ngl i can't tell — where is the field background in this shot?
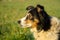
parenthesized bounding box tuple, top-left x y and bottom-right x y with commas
(0, 0, 60, 40)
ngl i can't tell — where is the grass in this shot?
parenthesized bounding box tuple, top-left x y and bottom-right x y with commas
(0, 0, 60, 40)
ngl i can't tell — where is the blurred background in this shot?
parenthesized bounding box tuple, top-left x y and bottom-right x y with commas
(0, 0, 60, 40)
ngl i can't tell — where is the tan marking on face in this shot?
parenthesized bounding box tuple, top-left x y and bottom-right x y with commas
(32, 21, 38, 28)
(25, 19, 39, 28)
(25, 20, 32, 24)
(34, 19, 39, 23)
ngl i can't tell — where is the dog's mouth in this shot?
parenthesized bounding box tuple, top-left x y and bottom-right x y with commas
(18, 20, 32, 28)
(20, 24, 32, 28)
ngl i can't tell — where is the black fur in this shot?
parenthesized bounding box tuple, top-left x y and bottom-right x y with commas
(27, 5, 51, 31)
(26, 6, 34, 10)
(26, 4, 60, 40)
(37, 4, 44, 9)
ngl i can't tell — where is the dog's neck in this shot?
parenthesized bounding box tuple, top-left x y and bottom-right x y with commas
(30, 26, 44, 33)
(30, 27, 37, 32)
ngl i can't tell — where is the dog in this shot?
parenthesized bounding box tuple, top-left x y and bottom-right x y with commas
(18, 4, 60, 40)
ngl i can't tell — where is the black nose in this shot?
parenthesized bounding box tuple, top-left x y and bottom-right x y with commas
(18, 20, 21, 24)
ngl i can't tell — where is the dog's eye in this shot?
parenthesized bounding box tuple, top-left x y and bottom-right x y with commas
(26, 14, 34, 20)
(26, 16, 29, 19)
(30, 17, 34, 20)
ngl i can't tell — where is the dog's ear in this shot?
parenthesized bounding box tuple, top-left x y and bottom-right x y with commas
(26, 6, 34, 10)
(36, 4, 44, 12)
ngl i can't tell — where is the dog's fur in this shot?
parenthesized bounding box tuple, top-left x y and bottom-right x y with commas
(18, 4, 60, 40)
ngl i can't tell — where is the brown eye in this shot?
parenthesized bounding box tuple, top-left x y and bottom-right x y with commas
(26, 14, 34, 20)
(26, 15, 30, 19)
(30, 17, 34, 20)
(29, 14, 33, 19)
(29, 15, 34, 20)
(26, 16, 29, 19)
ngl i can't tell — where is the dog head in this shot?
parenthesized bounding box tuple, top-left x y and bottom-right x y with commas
(18, 4, 51, 31)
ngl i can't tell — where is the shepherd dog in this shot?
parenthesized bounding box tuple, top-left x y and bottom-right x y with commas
(18, 4, 60, 40)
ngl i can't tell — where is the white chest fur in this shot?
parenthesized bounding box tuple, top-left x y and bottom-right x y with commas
(31, 28, 58, 40)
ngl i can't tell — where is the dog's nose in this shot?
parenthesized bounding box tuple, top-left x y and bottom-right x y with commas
(18, 20, 21, 24)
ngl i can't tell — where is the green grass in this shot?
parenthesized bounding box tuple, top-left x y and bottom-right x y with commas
(0, 0, 60, 40)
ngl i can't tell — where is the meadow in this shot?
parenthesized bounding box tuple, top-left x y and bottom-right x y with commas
(0, 0, 60, 40)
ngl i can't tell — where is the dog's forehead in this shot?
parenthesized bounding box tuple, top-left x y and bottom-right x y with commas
(27, 8, 37, 15)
